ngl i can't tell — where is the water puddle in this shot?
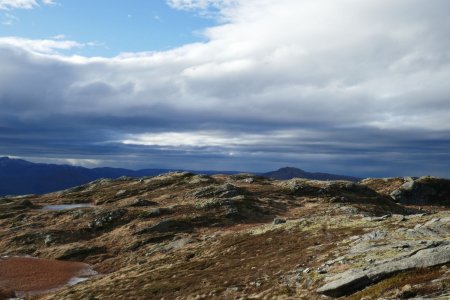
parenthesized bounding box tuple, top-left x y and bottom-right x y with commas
(40, 204, 93, 211)
(0, 256, 97, 298)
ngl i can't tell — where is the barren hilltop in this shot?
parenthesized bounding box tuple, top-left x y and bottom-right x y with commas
(1, 172, 450, 299)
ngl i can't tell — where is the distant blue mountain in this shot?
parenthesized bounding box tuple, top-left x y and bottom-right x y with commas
(0, 157, 237, 196)
(0, 157, 361, 197)
(262, 167, 361, 182)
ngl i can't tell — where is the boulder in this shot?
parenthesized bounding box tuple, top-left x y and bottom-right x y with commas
(188, 175, 215, 184)
(317, 243, 450, 297)
(273, 217, 287, 225)
(88, 209, 127, 229)
(390, 177, 450, 205)
(193, 184, 243, 199)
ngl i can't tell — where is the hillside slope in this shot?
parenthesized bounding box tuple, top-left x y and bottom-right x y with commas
(1, 173, 450, 299)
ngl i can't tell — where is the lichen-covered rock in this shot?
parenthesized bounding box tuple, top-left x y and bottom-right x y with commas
(281, 179, 323, 195)
(195, 198, 235, 209)
(273, 217, 286, 225)
(88, 209, 127, 229)
(193, 183, 244, 199)
(318, 243, 450, 297)
(390, 177, 450, 205)
(188, 174, 215, 184)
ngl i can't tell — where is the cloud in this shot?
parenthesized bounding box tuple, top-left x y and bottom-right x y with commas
(0, 0, 37, 10)
(52, 34, 66, 40)
(41, 0, 56, 6)
(1, 12, 17, 25)
(166, 0, 238, 19)
(0, 36, 83, 54)
(166, 0, 237, 11)
(1, 0, 450, 176)
(123, 131, 272, 147)
(0, 0, 54, 10)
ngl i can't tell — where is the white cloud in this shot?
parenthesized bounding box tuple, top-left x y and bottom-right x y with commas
(123, 131, 265, 147)
(41, 0, 56, 6)
(0, 0, 55, 10)
(1, 0, 450, 175)
(166, 0, 237, 11)
(1, 12, 17, 25)
(8, 156, 103, 167)
(0, 0, 37, 10)
(1, 1, 449, 131)
(166, 0, 238, 18)
(122, 129, 323, 148)
(0, 36, 83, 54)
(63, 158, 102, 167)
(52, 34, 67, 40)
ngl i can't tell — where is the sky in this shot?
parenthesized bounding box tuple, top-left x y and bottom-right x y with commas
(0, 0, 449, 177)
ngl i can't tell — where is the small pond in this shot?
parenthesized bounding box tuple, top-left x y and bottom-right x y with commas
(0, 256, 97, 297)
(40, 204, 94, 211)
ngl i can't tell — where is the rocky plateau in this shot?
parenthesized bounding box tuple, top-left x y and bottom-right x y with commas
(1, 172, 450, 299)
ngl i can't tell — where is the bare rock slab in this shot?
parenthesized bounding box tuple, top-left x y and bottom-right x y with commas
(317, 243, 450, 297)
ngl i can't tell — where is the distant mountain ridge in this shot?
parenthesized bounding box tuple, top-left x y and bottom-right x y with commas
(0, 157, 238, 196)
(0, 157, 361, 197)
(262, 167, 361, 181)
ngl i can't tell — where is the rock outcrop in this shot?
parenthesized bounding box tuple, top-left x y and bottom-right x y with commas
(318, 242, 450, 297)
(390, 176, 450, 205)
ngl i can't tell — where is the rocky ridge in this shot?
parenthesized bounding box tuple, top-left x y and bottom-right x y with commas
(0, 173, 449, 299)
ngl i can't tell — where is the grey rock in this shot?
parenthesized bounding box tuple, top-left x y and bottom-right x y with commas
(193, 183, 243, 199)
(44, 234, 55, 246)
(390, 189, 403, 201)
(188, 174, 215, 184)
(243, 178, 255, 183)
(89, 209, 127, 229)
(273, 217, 287, 225)
(401, 180, 415, 191)
(361, 230, 387, 241)
(318, 243, 450, 297)
(390, 177, 450, 205)
(115, 190, 127, 197)
(329, 196, 347, 203)
(365, 215, 391, 222)
(195, 198, 235, 209)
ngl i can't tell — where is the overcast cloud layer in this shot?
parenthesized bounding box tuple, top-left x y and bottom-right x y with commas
(1, 0, 450, 177)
